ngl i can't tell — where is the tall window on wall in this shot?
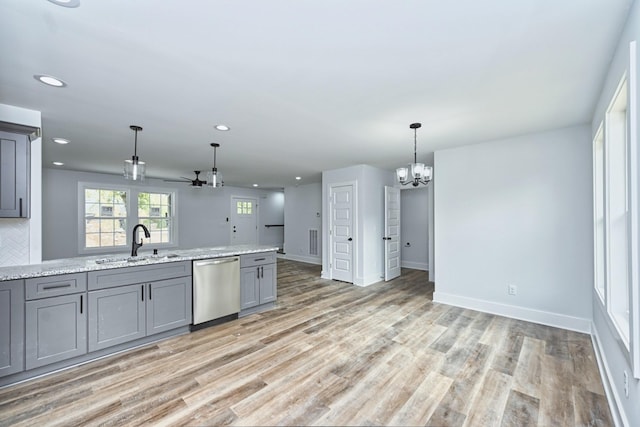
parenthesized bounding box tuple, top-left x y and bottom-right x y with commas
(80, 184, 176, 252)
(607, 76, 629, 343)
(595, 74, 631, 346)
(138, 192, 172, 244)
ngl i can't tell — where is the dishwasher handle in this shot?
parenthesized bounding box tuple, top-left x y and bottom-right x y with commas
(194, 257, 239, 267)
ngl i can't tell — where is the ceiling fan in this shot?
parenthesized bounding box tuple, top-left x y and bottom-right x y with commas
(164, 170, 208, 188)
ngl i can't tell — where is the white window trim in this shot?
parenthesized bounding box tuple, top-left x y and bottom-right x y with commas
(77, 182, 178, 255)
(593, 121, 606, 305)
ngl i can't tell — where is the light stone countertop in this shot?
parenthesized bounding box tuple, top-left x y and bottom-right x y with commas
(0, 245, 279, 281)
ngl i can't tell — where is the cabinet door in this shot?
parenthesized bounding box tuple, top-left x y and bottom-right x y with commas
(88, 284, 145, 352)
(0, 131, 29, 218)
(240, 267, 259, 310)
(0, 280, 24, 377)
(25, 294, 87, 369)
(147, 277, 192, 335)
(259, 263, 277, 304)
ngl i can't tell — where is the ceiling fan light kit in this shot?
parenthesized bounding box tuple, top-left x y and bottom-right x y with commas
(124, 125, 146, 181)
(396, 122, 433, 187)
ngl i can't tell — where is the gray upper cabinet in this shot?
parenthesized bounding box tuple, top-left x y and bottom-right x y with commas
(0, 130, 30, 218)
(25, 293, 87, 370)
(88, 284, 145, 352)
(0, 280, 24, 378)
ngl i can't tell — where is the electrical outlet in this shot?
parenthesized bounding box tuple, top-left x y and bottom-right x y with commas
(508, 284, 517, 296)
(624, 371, 629, 398)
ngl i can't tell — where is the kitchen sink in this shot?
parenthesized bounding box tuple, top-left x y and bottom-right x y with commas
(94, 253, 180, 264)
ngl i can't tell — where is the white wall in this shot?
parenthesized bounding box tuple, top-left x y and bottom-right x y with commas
(283, 182, 322, 264)
(433, 125, 593, 333)
(0, 104, 41, 267)
(42, 168, 283, 260)
(590, 1, 640, 425)
(322, 164, 394, 286)
(400, 187, 429, 271)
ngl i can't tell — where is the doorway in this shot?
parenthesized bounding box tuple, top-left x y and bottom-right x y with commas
(230, 196, 258, 245)
(329, 182, 354, 283)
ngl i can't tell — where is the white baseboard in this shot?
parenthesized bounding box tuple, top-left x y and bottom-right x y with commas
(590, 324, 627, 427)
(281, 253, 322, 265)
(433, 291, 591, 333)
(401, 261, 429, 271)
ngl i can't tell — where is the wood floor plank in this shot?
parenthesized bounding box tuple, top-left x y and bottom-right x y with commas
(573, 385, 614, 427)
(463, 369, 513, 426)
(512, 336, 544, 399)
(538, 353, 575, 427)
(500, 389, 539, 427)
(0, 260, 612, 427)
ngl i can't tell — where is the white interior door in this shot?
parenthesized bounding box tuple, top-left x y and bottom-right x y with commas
(231, 197, 258, 245)
(384, 186, 401, 281)
(330, 183, 354, 283)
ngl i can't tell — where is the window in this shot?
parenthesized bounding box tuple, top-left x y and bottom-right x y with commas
(236, 201, 253, 215)
(594, 74, 632, 348)
(606, 76, 629, 344)
(138, 192, 172, 244)
(84, 188, 128, 249)
(80, 184, 176, 252)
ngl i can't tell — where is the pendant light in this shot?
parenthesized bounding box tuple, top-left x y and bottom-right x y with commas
(206, 143, 224, 188)
(124, 125, 146, 181)
(396, 122, 433, 187)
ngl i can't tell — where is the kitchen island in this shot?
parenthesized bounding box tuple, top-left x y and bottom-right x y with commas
(0, 244, 279, 387)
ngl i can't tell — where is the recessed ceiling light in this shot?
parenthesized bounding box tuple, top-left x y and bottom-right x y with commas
(34, 74, 67, 87)
(252, 184, 259, 187)
(215, 125, 230, 131)
(295, 176, 302, 180)
(47, 0, 80, 8)
(52, 161, 64, 166)
(52, 138, 69, 145)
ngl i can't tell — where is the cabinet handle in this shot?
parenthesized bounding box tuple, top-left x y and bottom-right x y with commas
(261, 266, 264, 278)
(42, 283, 72, 290)
(80, 295, 83, 314)
(254, 258, 266, 262)
(19, 198, 23, 217)
(149, 284, 152, 300)
(257, 267, 260, 279)
(141, 285, 144, 301)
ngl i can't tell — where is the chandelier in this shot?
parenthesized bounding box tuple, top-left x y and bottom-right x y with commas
(396, 122, 432, 187)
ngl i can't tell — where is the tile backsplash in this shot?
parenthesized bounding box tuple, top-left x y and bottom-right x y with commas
(0, 219, 30, 267)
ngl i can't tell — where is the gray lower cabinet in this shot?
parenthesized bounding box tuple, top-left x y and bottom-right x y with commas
(240, 252, 277, 310)
(88, 284, 145, 352)
(25, 294, 87, 369)
(0, 280, 24, 378)
(147, 277, 192, 335)
(88, 276, 192, 352)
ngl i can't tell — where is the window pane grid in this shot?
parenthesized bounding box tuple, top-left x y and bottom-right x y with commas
(84, 189, 127, 248)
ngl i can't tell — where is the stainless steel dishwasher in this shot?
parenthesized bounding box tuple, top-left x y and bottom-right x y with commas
(192, 256, 240, 326)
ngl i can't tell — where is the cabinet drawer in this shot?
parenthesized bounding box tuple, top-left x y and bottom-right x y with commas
(87, 261, 191, 291)
(240, 252, 276, 268)
(26, 273, 87, 300)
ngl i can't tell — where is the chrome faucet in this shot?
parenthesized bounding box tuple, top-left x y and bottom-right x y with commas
(131, 224, 151, 257)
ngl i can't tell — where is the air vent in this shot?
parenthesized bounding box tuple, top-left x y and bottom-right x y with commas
(309, 229, 319, 256)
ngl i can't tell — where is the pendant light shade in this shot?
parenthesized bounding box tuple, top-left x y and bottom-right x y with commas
(124, 125, 146, 181)
(396, 122, 433, 187)
(206, 143, 224, 188)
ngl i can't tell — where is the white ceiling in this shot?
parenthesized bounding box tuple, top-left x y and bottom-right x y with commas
(0, 0, 632, 188)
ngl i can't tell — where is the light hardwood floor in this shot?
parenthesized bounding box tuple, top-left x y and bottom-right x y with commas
(0, 259, 612, 426)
